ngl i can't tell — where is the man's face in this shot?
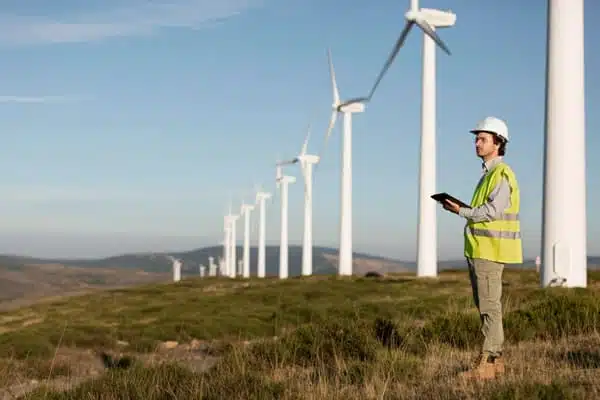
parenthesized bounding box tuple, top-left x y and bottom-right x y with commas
(474, 131, 498, 158)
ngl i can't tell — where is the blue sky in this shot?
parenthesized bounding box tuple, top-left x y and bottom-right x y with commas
(0, 0, 598, 260)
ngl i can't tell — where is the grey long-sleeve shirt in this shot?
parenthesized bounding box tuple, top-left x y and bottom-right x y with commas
(458, 156, 512, 223)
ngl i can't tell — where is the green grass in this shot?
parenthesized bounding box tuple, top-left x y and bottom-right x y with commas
(1, 269, 600, 399)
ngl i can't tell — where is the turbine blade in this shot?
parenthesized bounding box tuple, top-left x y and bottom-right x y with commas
(300, 124, 311, 156)
(414, 18, 451, 55)
(254, 183, 263, 204)
(277, 159, 297, 166)
(327, 48, 340, 105)
(367, 21, 414, 101)
(315, 110, 338, 171)
(322, 110, 337, 155)
(410, 0, 419, 12)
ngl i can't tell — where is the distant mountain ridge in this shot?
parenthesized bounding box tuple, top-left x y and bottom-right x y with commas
(0, 246, 398, 277)
(1, 247, 599, 277)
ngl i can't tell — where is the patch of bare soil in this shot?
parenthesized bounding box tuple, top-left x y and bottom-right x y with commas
(0, 340, 223, 399)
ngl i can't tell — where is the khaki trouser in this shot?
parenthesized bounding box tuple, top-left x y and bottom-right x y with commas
(467, 257, 504, 356)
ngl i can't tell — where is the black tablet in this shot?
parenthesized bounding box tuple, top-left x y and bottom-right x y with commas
(431, 192, 471, 209)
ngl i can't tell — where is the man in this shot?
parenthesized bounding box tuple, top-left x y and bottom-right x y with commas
(442, 116, 522, 380)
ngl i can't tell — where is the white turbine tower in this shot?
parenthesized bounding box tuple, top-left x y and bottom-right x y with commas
(363, 1, 454, 278)
(199, 264, 206, 277)
(222, 203, 234, 277)
(255, 188, 273, 278)
(208, 256, 215, 274)
(229, 213, 240, 278)
(275, 163, 296, 279)
(167, 255, 182, 282)
(541, 0, 586, 288)
(240, 201, 255, 278)
(279, 126, 319, 276)
(318, 48, 366, 277)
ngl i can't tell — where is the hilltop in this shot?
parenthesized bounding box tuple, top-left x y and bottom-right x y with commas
(1, 268, 599, 399)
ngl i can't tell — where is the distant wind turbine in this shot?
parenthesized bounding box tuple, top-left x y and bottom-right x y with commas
(240, 201, 255, 278)
(318, 48, 366, 277)
(166, 255, 182, 282)
(255, 186, 273, 278)
(208, 256, 215, 274)
(229, 213, 240, 278)
(278, 125, 319, 276)
(223, 203, 234, 277)
(275, 163, 296, 279)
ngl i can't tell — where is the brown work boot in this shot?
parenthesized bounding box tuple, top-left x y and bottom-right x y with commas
(490, 353, 505, 375)
(459, 352, 502, 380)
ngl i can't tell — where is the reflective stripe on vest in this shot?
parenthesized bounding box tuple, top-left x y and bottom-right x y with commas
(464, 163, 523, 264)
(468, 226, 521, 240)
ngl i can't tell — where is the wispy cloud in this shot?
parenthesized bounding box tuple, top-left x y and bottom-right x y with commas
(0, 95, 75, 104)
(0, 0, 262, 46)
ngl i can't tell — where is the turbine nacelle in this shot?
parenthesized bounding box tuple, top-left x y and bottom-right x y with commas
(279, 175, 296, 185)
(339, 101, 365, 114)
(298, 154, 320, 165)
(416, 8, 456, 28)
(241, 203, 255, 214)
(256, 191, 272, 203)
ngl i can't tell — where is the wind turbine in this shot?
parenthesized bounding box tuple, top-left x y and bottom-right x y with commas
(278, 126, 319, 276)
(275, 163, 296, 279)
(240, 201, 255, 278)
(166, 255, 182, 282)
(222, 202, 234, 277)
(255, 187, 273, 278)
(318, 48, 366, 276)
(208, 256, 215, 275)
(364, 1, 455, 278)
(229, 213, 240, 278)
(541, 0, 586, 288)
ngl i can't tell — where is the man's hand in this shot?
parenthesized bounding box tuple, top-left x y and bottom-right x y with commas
(443, 199, 461, 214)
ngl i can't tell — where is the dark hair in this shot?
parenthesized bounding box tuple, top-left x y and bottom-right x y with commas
(493, 135, 506, 156)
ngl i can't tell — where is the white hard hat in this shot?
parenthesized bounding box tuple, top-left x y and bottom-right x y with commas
(470, 116, 509, 143)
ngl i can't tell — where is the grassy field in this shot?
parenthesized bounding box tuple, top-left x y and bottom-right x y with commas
(0, 268, 599, 399)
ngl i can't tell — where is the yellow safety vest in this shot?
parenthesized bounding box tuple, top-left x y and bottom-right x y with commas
(464, 162, 523, 264)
